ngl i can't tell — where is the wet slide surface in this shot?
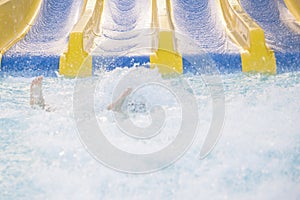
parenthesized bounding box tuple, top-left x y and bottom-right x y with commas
(240, 0, 300, 53)
(171, 0, 239, 54)
(1, 0, 299, 75)
(170, 0, 242, 73)
(93, 0, 152, 55)
(1, 0, 83, 76)
(94, 0, 241, 73)
(4, 0, 83, 55)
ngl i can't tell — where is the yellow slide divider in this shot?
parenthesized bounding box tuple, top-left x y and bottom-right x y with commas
(284, 0, 300, 23)
(0, 0, 42, 65)
(150, 0, 183, 74)
(59, 0, 104, 77)
(220, 0, 276, 74)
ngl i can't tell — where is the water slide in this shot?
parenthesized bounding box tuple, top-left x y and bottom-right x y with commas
(1, 0, 83, 76)
(6, 0, 83, 54)
(94, 0, 152, 54)
(0, 0, 300, 76)
(240, 0, 300, 53)
(171, 0, 239, 54)
(0, 0, 42, 62)
(91, 0, 153, 73)
(239, 0, 300, 72)
(170, 0, 242, 74)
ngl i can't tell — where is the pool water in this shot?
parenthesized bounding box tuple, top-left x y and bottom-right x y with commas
(0, 69, 300, 199)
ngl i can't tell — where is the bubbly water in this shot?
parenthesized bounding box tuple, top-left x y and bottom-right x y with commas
(0, 69, 300, 199)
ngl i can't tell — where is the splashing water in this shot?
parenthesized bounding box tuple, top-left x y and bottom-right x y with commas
(0, 70, 300, 199)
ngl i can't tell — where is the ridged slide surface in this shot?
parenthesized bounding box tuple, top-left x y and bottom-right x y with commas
(93, 0, 152, 55)
(5, 0, 83, 55)
(171, 0, 240, 54)
(240, 0, 300, 53)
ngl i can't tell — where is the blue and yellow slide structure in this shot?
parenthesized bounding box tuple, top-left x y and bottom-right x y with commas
(0, 0, 299, 76)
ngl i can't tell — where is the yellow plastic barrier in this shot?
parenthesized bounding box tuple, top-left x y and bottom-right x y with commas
(59, 0, 104, 77)
(150, 0, 183, 74)
(220, 0, 276, 74)
(0, 0, 42, 63)
(284, 0, 300, 23)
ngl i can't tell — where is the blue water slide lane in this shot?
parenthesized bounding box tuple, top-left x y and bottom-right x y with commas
(171, 0, 242, 73)
(239, 0, 300, 72)
(93, 0, 152, 55)
(1, 0, 83, 76)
